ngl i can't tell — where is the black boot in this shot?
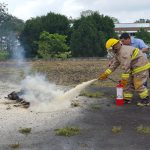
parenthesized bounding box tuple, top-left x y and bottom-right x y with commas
(137, 96, 150, 106)
(124, 99, 132, 104)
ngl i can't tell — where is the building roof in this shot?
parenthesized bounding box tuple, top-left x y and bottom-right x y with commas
(114, 23, 150, 33)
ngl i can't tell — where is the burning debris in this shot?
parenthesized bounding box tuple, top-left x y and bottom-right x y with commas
(6, 91, 30, 108)
(4, 78, 97, 112)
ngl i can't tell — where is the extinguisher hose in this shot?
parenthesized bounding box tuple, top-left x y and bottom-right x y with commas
(107, 77, 118, 83)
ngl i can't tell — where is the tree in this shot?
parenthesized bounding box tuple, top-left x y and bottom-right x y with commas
(71, 19, 102, 57)
(134, 19, 150, 23)
(0, 2, 8, 25)
(21, 12, 70, 57)
(0, 3, 24, 53)
(111, 17, 119, 23)
(0, 15, 24, 35)
(80, 10, 95, 17)
(37, 31, 70, 59)
(135, 28, 150, 44)
(70, 12, 116, 57)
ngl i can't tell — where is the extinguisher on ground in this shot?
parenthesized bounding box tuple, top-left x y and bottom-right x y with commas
(116, 81, 124, 106)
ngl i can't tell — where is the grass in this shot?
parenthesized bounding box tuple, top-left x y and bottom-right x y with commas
(111, 126, 122, 133)
(92, 80, 115, 87)
(55, 126, 80, 137)
(91, 104, 101, 110)
(9, 142, 20, 149)
(71, 100, 80, 107)
(31, 59, 119, 86)
(109, 95, 116, 99)
(78, 143, 89, 148)
(80, 91, 104, 98)
(19, 128, 31, 135)
(0, 59, 121, 86)
(136, 125, 150, 134)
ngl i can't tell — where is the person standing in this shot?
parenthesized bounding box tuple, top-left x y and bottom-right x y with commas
(120, 33, 149, 57)
(120, 33, 149, 86)
(99, 38, 150, 106)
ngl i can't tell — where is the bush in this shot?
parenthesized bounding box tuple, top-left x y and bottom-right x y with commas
(0, 50, 9, 60)
(54, 51, 71, 59)
(37, 31, 70, 59)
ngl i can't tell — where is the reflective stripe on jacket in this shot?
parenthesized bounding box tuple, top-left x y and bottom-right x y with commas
(108, 45, 150, 76)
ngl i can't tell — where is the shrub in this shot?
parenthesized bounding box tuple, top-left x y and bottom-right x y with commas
(0, 50, 9, 60)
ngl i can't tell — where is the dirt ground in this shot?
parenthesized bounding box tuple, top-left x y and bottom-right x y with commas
(0, 59, 150, 150)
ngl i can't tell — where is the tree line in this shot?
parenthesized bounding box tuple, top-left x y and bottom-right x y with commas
(20, 11, 117, 58)
(1, 2, 150, 59)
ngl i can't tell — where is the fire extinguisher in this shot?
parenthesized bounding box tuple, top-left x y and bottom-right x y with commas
(116, 81, 124, 106)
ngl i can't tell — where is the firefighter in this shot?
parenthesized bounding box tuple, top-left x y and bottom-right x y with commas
(120, 33, 149, 87)
(99, 38, 150, 106)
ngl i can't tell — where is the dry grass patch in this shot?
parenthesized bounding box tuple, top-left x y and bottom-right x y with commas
(112, 126, 122, 133)
(80, 91, 104, 98)
(9, 142, 20, 149)
(71, 100, 80, 107)
(91, 104, 101, 111)
(136, 125, 150, 134)
(19, 128, 31, 135)
(55, 126, 80, 137)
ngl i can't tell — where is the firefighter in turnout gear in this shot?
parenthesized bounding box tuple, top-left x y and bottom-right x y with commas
(99, 38, 150, 106)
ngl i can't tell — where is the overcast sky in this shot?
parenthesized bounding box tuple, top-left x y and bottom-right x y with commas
(4, 0, 150, 23)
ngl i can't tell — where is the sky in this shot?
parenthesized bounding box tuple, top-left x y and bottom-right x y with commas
(4, 0, 150, 23)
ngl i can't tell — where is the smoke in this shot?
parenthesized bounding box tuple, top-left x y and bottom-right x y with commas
(20, 76, 97, 112)
(10, 33, 31, 75)
(20, 74, 65, 105)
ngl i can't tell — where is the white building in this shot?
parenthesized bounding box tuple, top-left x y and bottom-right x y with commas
(114, 23, 150, 36)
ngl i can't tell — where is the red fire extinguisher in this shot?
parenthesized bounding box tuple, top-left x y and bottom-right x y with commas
(116, 81, 124, 106)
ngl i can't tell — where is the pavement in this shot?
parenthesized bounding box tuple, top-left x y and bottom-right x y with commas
(0, 82, 150, 150)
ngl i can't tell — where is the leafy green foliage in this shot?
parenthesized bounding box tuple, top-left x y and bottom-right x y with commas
(71, 19, 100, 57)
(0, 2, 8, 24)
(135, 28, 150, 44)
(0, 50, 9, 60)
(37, 31, 70, 59)
(70, 12, 116, 57)
(0, 3, 24, 53)
(0, 15, 24, 36)
(20, 10, 118, 58)
(134, 19, 150, 23)
(21, 12, 70, 57)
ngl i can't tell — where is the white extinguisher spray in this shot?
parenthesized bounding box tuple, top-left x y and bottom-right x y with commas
(116, 81, 124, 106)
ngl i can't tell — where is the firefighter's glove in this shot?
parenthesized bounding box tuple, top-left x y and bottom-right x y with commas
(99, 72, 108, 80)
(99, 69, 112, 80)
(120, 79, 127, 87)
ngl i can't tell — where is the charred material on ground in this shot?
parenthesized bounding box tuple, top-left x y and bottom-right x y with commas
(6, 91, 30, 108)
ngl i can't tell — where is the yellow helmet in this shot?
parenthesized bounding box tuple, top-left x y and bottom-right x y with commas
(105, 38, 119, 49)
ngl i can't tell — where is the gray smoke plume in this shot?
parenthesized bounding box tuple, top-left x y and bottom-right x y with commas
(10, 33, 31, 75)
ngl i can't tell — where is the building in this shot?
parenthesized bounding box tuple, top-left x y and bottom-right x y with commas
(114, 23, 150, 36)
